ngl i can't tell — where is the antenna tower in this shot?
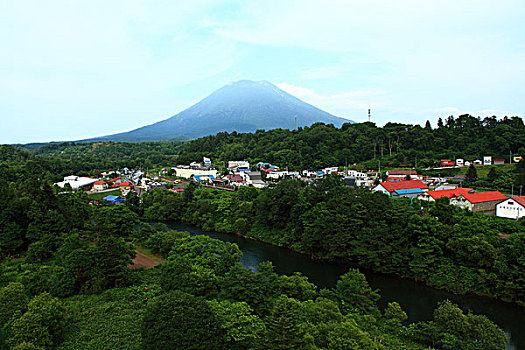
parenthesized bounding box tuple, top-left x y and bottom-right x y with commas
(368, 109, 371, 122)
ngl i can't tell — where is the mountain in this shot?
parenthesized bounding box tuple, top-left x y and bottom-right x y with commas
(84, 80, 353, 142)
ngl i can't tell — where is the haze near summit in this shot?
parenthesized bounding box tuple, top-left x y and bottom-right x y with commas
(1, 1, 524, 144)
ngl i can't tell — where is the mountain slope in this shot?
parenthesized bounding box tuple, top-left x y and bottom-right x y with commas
(85, 80, 353, 142)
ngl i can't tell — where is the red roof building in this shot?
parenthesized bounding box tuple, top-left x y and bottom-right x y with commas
(422, 188, 473, 201)
(450, 191, 507, 213)
(372, 180, 428, 196)
(459, 191, 507, 204)
(385, 177, 403, 182)
(226, 174, 244, 183)
(93, 180, 108, 191)
(169, 188, 185, 193)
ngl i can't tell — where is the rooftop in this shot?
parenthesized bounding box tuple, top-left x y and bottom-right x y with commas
(426, 188, 473, 200)
(379, 180, 429, 192)
(458, 191, 507, 204)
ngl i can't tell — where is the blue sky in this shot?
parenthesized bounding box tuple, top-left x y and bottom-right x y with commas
(1, 0, 524, 143)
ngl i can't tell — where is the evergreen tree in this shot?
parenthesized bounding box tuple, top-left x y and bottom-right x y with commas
(487, 167, 498, 183)
(466, 164, 478, 183)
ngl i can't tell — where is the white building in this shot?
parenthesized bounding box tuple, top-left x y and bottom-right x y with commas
(483, 156, 492, 166)
(241, 171, 266, 188)
(266, 171, 288, 180)
(54, 176, 98, 191)
(172, 165, 218, 179)
(323, 167, 339, 174)
(496, 197, 525, 219)
(228, 160, 250, 169)
(456, 159, 464, 167)
(347, 170, 368, 179)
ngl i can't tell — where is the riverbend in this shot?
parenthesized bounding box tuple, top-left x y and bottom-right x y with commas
(167, 223, 524, 350)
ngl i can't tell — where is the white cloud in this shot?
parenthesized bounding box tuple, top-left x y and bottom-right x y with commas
(275, 82, 385, 119)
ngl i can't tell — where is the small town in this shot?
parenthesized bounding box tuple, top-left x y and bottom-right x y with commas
(56, 154, 525, 220)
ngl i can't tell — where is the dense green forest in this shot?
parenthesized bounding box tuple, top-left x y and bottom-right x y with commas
(175, 114, 525, 169)
(0, 141, 182, 183)
(0, 180, 509, 349)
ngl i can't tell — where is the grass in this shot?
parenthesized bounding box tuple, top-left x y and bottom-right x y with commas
(135, 245, 167, 264)
(88, 189, 121, 200)
(458, 163, 516, 177)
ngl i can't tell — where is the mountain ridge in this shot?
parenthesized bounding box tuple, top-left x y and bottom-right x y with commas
(81, 80, 353, 142)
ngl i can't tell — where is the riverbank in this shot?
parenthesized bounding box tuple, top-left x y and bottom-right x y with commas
(165, 222, 525, 349)
(179, 219, 525, 308)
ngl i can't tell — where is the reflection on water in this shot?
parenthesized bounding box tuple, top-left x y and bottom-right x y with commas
(169, 223, 524, 349)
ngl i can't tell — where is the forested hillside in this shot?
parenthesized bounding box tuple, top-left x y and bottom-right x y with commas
(0, 142, 182, 183)
(24, 115, 525, 173)
(177, 115, 525, 169)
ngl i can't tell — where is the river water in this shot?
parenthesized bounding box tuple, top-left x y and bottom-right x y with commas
(168, 223, 524, 349)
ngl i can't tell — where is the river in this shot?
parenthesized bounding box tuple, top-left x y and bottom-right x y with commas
(168, 223, 524, 349)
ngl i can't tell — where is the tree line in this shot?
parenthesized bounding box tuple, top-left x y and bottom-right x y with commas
(175, 115, 525, 169)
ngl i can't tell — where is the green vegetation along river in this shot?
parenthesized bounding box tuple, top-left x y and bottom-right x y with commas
(168, 223, 524, 350)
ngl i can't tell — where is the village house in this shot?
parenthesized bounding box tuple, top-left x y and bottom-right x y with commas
(441, 159, 454, 167)
(346, 170, 368, 179)
(228, 160, 250, 171)
(103, 194, 125, 204)
(385, 170, 421, 180)
(323, 167, 339, 174)
(450, 191, 507, 213)
(372, 180, 429, 198)
(496, 196, 525, 220)
(302, 170, 323, 178)
(241, 171, 266, 188)
(93, 180, 108, 191)
(226, 173, 245, 186)
(418, 187, 473, 202)
(344, 170, 372, 187)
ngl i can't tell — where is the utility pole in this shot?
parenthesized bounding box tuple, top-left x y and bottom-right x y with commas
(294, 115, 297, 131)
(510, 150, 512, 164)
(368, 109, 371, 122)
